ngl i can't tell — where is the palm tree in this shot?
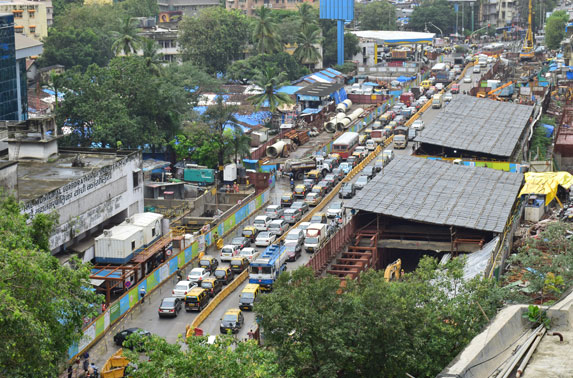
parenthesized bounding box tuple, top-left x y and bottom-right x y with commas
(226, 127, 251, 163)
(294, 27, 322, 68)
(297, 3, 317, 32)
(141, 38, 163, 76)
(248, 66, 294, 113)
(252, 6, 282, 54)
(111, 16, 141, 56)
(202, 96, 240, 178)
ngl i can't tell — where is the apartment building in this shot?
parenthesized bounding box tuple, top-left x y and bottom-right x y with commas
(227, 0, 318, 17)
(0, 0, 51, 41)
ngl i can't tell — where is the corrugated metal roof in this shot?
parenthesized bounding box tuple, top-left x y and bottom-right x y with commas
(414, 96, 534, 158)
(296, 82, 345, 97)
(347, 156, 523, 233)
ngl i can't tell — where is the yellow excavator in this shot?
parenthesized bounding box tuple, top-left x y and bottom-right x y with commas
(520, 0, 535, 61)
(384, 259, 403, 282)
(476, 81, 514, 100)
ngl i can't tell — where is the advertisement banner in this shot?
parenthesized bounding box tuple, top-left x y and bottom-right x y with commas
(198, 234, 205, 253)
(128, 288, 138, 307)
(109, 302, 121, 323)
(95, 315, 105, 335)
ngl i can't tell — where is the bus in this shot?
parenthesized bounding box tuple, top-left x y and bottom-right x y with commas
(332, 132, 359, 159)
(481, 43, 504, 57)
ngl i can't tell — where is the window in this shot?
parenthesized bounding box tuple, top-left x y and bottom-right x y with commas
(131, 241, 136, 250)
(28, 9, 35, 18)
(152, 227, 156, 237)
(132, 169, 141, 188)
(12, 10, 22, 18)
(14, 26, 23, 33)
(29, 26, 35, 33)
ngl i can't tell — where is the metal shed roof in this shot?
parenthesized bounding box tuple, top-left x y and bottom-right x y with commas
(414, 96, 534, 158)
(347, 156, 523, 233)
(296, 82, 345, 98)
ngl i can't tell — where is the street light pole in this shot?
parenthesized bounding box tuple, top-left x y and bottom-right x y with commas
(428, 21, 443, 37)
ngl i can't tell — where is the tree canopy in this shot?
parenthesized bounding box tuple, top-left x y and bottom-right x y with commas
(256, 260, 504, 377)
(227, 52, 309, 84)
(545, 10, 569, 50)
(321, 19, 361, 67)
(178, 7, 250, 74)
(0, 196, 100, 377)
(356, 1, 396, 30)
(409, 0, 455, 36)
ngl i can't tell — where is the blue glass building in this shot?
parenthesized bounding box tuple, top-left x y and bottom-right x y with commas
(0, 14, 26, 121)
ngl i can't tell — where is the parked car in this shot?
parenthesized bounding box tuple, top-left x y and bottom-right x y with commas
(327, 201, 344, 219)
(283, 208, 302, 224)
(268, 219, 288, 236)
(265, 205, 284, 220)
(214, 266, 234, 285)
(158, 297, 182, 318)
(220, 308, 244, 334)
(355, 175, 370, 190)
(198, 255, 218, 274)
(255, 231, 276, 247)
(230, 257, 250, 274)
(172, 280, 196, 298)
(339, 183, 356, 199)
(114, 328, 151, 348)
(239, 247, 259, 262)
(290, 201, 309, 217)
(200, 278, 222, 298)
(187, 267, 210, 285)
(231, 236, 251, 250)
(220, 244, 240, 262)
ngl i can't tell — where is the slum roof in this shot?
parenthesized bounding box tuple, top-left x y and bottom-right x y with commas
(414, 96, 534, 158)
(296, 82, 345, 98)
(347, 156, 523, 233)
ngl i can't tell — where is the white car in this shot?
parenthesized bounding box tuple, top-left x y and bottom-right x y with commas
(253, 215, 271, 232)
(220, 244, 240, 262)
(239, 247, 259, 262)
(473, 66, 480, 74)
(172, 280, 195, 298)
(412, 120, 425, 131)
(444, 92, 453, 102)
(382, 149, 395, 163)
(487, 56, 494, 64)
(268, 219, 288, 236)
(435, 83, 444, 91)
(187, 267, 210, 284)
(327, 201, 344, 218)
(463, 75, 472, 83)
(255, 231, 276, 247)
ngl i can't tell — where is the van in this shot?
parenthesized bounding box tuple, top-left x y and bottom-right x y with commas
(366, 139, 376, 151)
(184, 287, 209, 312)
(253, 215, 271, 232)
(432, 94, 443, 109)
(268, 219, 288, 236)
(239, 284, 260, 311)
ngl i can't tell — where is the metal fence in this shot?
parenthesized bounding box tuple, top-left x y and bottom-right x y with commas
(307, 218, 356, 275)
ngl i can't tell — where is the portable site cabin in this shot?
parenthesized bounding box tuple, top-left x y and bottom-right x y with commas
(94, 224, 145, 264)
(122, 212, 164, 247)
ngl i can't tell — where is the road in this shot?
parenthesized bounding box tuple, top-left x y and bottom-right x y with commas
(89, 57, 482, 367)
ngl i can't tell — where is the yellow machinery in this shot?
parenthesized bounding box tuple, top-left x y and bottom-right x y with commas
(476, 81, 514, 100)
(520, 0, 535, 61)
(384, 259, 403, 282)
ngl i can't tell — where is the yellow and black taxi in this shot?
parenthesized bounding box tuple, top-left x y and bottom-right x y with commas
(241, 226, 258, 242)
(198, 255, 218, 274)
(280, 192, 294, 207)
(230, 257, 250, 274)
(239, 284, 260, 311)
(305, 169, 321, 181)
(220, 308, 245, 334)
(294, 184, 307, 198)
(200, 277, 223, 298)
(214, 266, 234, 285)
(184, 287, 210, 312)
(311, 185, 327, 197)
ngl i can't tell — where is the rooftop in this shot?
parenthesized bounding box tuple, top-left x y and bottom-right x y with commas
(414, 96, 534, 158)
(296, 82, 345, 98)
(17, 150, 126, 202)
(347, 156, 523, 233)
(350, 30, 435, 44)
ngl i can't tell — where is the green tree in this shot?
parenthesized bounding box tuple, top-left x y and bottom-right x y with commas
(202, 97, 240, 174)
(120, 0, 159, 18)
(321, 19, 360, 67)
(225, 127, 251, 163)
(141, 38, 163, 76)
(545, 10, 569, 49)
(294, 27, 322, 67)
(248, 66, 294, 113)
(227, 52, 309, 83)
(170, 126, 221, 168)
(51, 0, 83, 18)
(0, 196, 101, 376)
(252, 6, 283, 54)
(356, 1, 396, 30)
(297, 2, 318, 32)
(122, 333, 287, 377)
(178, 7, 250, 74)
(409, 0, 455, 36)
(111, 16, 141, 56)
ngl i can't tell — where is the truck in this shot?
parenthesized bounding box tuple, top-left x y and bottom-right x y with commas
(371, 129, 386, 144)
(393, 127, 408, 149)
(282, 156, 329, 180)
(183, 165, 215, 185)
(399, 92, 415, 107)
(435, 70, 451, 85)
(432, 94, 443, 109)
(304, 223, 328, 253)
(248, 244, 287, 291)
(390, 49, 408, 60)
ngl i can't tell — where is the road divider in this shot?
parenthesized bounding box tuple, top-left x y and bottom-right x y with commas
(185, 269, 249, 338)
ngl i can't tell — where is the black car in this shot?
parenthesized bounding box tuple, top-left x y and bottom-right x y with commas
(363, 166, 376, 179)
(323, 173, 338, 186)
(230, 236, 251, 250)
(113, 328, 151, 348)
(158, 297, 182, 318)
(339, 183, 356, 199)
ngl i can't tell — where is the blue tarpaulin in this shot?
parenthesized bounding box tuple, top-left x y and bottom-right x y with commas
(362, 82, 379, 86)
(542, 124, 554, 137)
(396, 75, 415, 82)
(567, 71, 573, 80)
(301, 108, 320, 114)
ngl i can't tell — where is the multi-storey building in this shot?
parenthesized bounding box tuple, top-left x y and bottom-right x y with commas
(0, 0, 51, 41)
(227, 0, 318, 17)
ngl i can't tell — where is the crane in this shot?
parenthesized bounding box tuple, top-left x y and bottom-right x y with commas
(520, 0, 535, 61)
(476, 81, 514, 100)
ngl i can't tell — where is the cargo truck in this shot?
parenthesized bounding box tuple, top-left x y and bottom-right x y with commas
(248, 244, 287, 291)
(304, 223, 328, 253)
(282, 156, 330, 180)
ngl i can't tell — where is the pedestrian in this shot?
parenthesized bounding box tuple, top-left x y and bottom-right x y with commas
(67, 365, 73, 378)
(139, 286, 147, 304)
(176, 269, 183, 282)
(247, 329, 254, 339)
(83, 357, 89, 373)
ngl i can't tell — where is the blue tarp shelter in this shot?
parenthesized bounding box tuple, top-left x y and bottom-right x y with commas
(542, 124, 554, 137)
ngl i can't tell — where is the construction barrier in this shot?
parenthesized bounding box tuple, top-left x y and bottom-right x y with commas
(185, 269, 249, 338)
(100, 348, 129, 378)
